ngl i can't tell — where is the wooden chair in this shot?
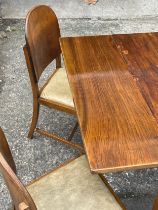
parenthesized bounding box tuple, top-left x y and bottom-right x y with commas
(153, 193, 158, 210)
(23, 5, 83, 152)
(0, 127, 126, 210)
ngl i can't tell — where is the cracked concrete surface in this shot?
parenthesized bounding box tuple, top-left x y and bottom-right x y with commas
(0, 18, 158, 210)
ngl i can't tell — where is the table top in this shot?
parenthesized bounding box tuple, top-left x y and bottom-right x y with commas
(60, 33, 158, 173)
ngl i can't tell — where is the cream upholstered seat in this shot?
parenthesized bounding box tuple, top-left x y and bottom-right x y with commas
(40, 68, 74, 108)
(27, 155, 122, 210)
(0, 128, 125, 210)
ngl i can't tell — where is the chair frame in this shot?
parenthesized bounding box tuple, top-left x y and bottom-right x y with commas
(0, 128, 37, 210)
(23, 5, 84, 152)
(0, 128, 127, 210)
(153, 193, 158, 210)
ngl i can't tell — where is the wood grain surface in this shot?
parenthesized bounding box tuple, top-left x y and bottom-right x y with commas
(113, 33, 158, 120)
(60, 34, 158, 173)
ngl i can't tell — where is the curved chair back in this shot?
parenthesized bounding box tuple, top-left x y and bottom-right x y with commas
(25, 5, 61, 81)
(0, 128, 37, 210)
(0, 128, 16, 173)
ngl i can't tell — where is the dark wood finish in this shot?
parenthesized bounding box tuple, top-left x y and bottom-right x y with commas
(60, 34, 158, 173)
(24, 5, 82, 151)
(68, 122, 78, 140)
(25, 5, 61, 80)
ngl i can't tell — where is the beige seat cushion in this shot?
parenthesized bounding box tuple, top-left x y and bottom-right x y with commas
(40, 68, 74, 108)
(27, 155, 122, 210)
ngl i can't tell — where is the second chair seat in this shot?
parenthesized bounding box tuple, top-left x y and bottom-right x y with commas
(27, 155, 122, 210)
(40, 68, 74, 109)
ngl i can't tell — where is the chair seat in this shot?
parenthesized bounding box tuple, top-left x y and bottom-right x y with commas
(40, 68, 74, 108)
(27, 155, 122, 210)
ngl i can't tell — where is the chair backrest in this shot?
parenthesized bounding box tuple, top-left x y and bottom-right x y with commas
(0, 128, 37, 210)
(24, 5, 61, 81)
(153, 193, 158, 210)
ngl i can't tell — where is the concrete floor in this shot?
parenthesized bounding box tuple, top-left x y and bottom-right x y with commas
(2, 0, 158, 19)
(0, 18, 158, 210)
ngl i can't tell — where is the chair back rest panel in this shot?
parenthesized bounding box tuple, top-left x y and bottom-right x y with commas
(0, 128, 16, 173)
(0, 128, 37, 210)
(23, 45, 39, 98)
(25, 5, 61, 80)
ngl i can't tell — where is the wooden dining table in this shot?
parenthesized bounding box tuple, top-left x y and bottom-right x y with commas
(60, 32, 158, 174)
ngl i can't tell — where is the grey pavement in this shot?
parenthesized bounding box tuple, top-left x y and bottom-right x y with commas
(0, 14, 158, 210)
(2, 0, 158, 19)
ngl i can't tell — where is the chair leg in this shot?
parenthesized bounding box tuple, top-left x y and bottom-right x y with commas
(68, 122, 78, 141)
(28, 101, 83, 152)
(28, 100, 39, 139)
(35, 128, 84, 153)
(153, 193, 158, 210)
(12, 203, 15, 210)
(99, 174, 126, 210)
